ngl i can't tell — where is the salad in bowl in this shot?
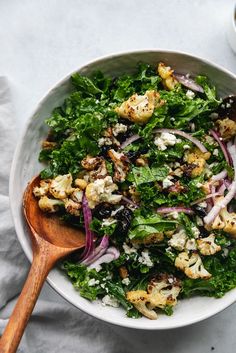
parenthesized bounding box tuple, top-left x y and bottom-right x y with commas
(31, 60, 236, 320)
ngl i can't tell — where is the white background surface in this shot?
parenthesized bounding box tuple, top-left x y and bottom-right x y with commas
(1, 0, 236, 352)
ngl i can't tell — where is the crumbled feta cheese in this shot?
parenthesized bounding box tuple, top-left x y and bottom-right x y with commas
(222, 248, 229, 257)
(185, 239, 197, 251)
(112, 123, 127, 136)
(138, 249, 153, 267)
(198, 201, 207, 208)
(122, 277, 130, 286)
(154, 132, 177, 151)
(209, 112, 219, 120)
(88, 278, 100, 286)
(186, 90, 195, 99)
(111, 205, 124, 217)
(168, 229, 187, 251)
(183, 144, 191, 150)
(213, 149, 219, 156)
(205, 135, 215, 145)
(102, 295, 120, 307)
(196, 216, 203, 226)
(162, 176, 174, 189)
(192, 226, 200, 238)
(123, 243, 138, 255)
(98, 137, 113, 147)
(167, 211, 179, 220)
(101, 217, 117, 227)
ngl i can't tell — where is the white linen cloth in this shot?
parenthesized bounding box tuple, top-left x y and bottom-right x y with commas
(1, 78, 236, 353)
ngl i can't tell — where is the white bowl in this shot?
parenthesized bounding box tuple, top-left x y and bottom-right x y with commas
(9, 50, 236, 330)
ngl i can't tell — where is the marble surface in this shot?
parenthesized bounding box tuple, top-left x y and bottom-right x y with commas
(1, 0, 236, 352)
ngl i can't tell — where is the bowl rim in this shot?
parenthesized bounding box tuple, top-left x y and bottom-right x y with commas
(9, 49, 236, 330)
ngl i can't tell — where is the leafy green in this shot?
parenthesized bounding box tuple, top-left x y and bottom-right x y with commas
(131, 165, 169, 185)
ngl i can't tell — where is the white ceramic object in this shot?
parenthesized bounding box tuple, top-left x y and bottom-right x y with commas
(227, 3, 236, 54)
(9, 50, 236, 330)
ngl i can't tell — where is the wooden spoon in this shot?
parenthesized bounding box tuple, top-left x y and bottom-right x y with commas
(0, 176, 85, 353)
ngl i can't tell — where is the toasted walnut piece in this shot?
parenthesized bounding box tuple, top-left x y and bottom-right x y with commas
(41, 140, 57, 149)
(136, 156, 149, 167)
(119, 266, 129, 279)
(216, 118, 236, 141)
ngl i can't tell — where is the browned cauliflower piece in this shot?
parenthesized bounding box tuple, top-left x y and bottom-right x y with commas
(175, 252, 211, 279)
(157, 62, 178, 90)
(64, 198, 81, 217)
(49, 174, 73, 199)
(38, 196, 64, 213)
(126, 274, 181, 320)
(108, 149, 130, 182)
(131, 232, 164, 245)
(207, 198, 236, 237)
(81, 156, 107, 180)
(115, 90, 162, 124)
(197, 234, 221, 255)
(33, 180, 50, 197)
(216, 118, 236, 141)
(184, 148, 211, 178)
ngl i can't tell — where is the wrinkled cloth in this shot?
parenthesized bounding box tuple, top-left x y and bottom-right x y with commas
(1, 77, 236, 353)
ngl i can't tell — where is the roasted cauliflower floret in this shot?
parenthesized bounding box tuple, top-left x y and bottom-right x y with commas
(208, 199, 236, 237)
(49, 174, 73, 199)
(157, 62, 178, 90)
(115, 90, 162, 124)
(175, 252, 211, 279)
(64, 198, 81, 217)
(70, 188, 83, 203)
(38, 196, 64, 213)
(147, 273, 181, 309)
(197, 234, 221, 255)
(108, 149, 130, 182)
(33, 180, 50, 197)
(184, 148, 211, 178)
(74, 178, 88, 190)
(216, 118, 236, 141)
(168, 228, 187, 251)
(131, 232, 164, 245)
(126, 290, 158, 320)
(85, 175, 122, 209)
(126, 274, 181, 320)
(81, 156, 107, 180)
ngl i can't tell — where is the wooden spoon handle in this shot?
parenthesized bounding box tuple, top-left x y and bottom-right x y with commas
(0, 237, 61, 353)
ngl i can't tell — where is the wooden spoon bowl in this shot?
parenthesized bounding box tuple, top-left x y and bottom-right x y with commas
(0, 176, 85, 353)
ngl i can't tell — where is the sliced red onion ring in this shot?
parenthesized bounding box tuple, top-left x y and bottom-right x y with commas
(88, 246, 120, 270)
(80, 195, 95, 260)
(204, 144, 236, 225)
(174, 73, 204, 93)
(120, 134, 140, 149)
(156, 207, 194, 215)
(81, 235, 109, 266)
(190, 193, 220, 206)
(211, 170, 228, 182)
(153, 128, 208, 153)
(209, 129, 232, 165)
(122, 196, 139, 208)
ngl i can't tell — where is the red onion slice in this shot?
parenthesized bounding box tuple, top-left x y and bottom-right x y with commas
(174, 73, 204, 93)
(209, 129, 232, 165)
(190, 193, 221, 206)
(88, 246, 120, 270)
(120, 134, 140, 149)
(80, 195, 95, 260)
(156, 207, 194, 215)
(204, 144, 236, 224)
(153, 128, 208, 153)
(211, 170, 228, 182)
(81, 235, 109, 266)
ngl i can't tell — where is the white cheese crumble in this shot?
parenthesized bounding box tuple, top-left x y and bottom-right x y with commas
(162, 176, 174, 189)
(205, 135, 215, 145)
(138, 249, 153, 267)
(186, 90, 195, 99)
(101, 217, 117, 227)
(185, 239, 197, 251)
(101, 295, 120, 307)
(98, 137, 113, 147)
(183, 144, 191, 150)
(213, 148, 219, 156)
(88, 278, 100, 286)
(192, 226, 200, 238)
(112, 123, 127, 136)
(196, 216, 203, 226)
(154, 132, 177, 151)
(122, 277, 130, 286)
(123, 243, 138, 255)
